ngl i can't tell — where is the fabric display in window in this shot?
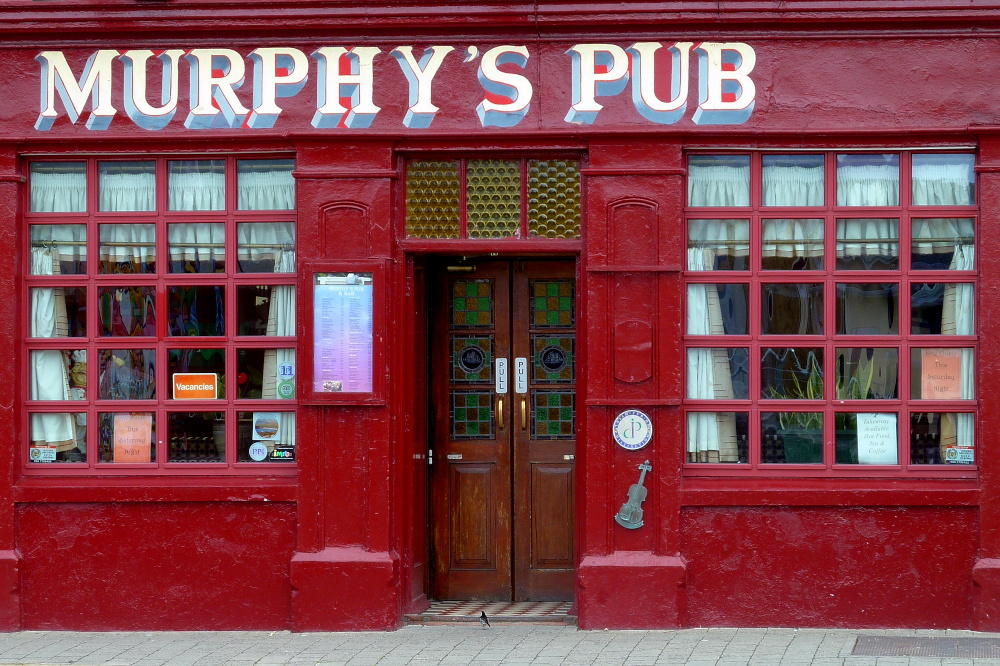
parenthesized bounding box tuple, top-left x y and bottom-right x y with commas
(940, 245, 975, 453)
(169, 223, 224, 272)
(100, 224, 155, 273)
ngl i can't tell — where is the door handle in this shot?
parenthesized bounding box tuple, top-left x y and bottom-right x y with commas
(521, 396, 527, 430)
(498, 396, 504, 430)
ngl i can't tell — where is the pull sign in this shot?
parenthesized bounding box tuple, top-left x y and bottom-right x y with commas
(515, 357, 528, 394)
(495, 358, 508, 394)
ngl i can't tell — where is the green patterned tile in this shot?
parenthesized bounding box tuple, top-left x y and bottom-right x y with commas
(531, 279, 574, 328)
(451, 279, 494, 328)
(451, 390, 494, 439)
(532, 390, 575, 439)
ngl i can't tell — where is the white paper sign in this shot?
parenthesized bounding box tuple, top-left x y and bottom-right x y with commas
(857, 413, 898, 465)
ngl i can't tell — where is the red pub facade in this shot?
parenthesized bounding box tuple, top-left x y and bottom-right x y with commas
(2, 0, 999, 631)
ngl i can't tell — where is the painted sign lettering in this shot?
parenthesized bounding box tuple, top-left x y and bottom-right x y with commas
(35, 42, 756, 131)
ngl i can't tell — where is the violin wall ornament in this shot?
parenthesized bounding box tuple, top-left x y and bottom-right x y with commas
(615, 460, 652, 530)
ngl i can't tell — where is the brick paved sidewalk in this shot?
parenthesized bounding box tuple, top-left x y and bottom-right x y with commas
(0, 626, 1000, 665)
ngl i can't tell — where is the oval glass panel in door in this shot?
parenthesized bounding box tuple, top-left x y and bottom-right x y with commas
(452, 335, 493, 383)
(531, 335, 574, 383)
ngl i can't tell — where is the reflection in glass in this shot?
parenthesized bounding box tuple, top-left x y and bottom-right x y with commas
(761, 411, 824, 464)
(238, 411, 296, 462)
(169, 223, 224, 273)
(762, 154, 824, 206)
(98, 412, 156, 463)
(687, 348, 749, 400)
(30, 287, 86, 338)
(168, 160, 225, 211)
(912, 283, 975, 335)
(761, 283, 823, 335)
(31, 224, 86, 274)
(835, 412, 898, 465)
(167, 411, 225, 462)
(99, 161, 155, 212)
(168, 285, 225, 336)
(837, 153, 899, 206)
(836, 283, 898, 335)
(912, 218, 974, 270)
(911, 348, 974, 400)
(99, 286, 156, 336)
(29, 413, 86, 462)
(168, 349, 225, 397)
(688, 155, 750, 207)
(687, 411, 748, 463)
(762, 219, 824, 270)
(912, 153, 975, 206)
(910, 412, 974, 465)
(687, 219, 749, 271)
(99, 224, 155, 274)
(687, 284, 749, 335)
(836, 219, 898, 270)
(98, 349, 156, 400)
(835, 348, 898, 399)
(237, 285, 296, 336)
(761, 347, 823, 400)
(30, 162, 86, 213)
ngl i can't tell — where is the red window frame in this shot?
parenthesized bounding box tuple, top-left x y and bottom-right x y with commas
(22, 154, 297, 476)
(683, 149, 977, 478)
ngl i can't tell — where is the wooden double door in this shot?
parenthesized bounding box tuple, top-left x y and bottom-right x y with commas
(430, 260, 576, 601)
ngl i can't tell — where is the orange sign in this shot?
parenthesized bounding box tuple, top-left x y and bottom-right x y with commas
(172, 373, 218, 399)
(921, 349, 962, 400)
(113, 413, 152, 463)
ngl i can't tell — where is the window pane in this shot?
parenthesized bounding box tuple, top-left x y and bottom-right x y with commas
(30, 287, 86, 338)
(836, 153, 899, 206)
(30, 350, 88, 401)
(237, 222, 295, 273)
(912, 283, 975, 335)
(912, 153, 975, 206)
(687, 411, 748, 463)
(910, 412, 974, 465)
(168, 349, 225, 397)
(99, 223, 155, 274)
(688, 155, 750, 207)
(29, 413, 86, 463)
(687, 284, 748, 335)
(761, 411, 823, 463)
(167, 411, 225, 463)
(912, 218, 974, 270)
(236, 348, 296, 399)
(167, 286, 225, 336)
(527, 159, 581, 239)
(761, 347, 823, 400)
(835, 412, 898, 464)
(836, 283, 898, 335)
(761, 283, 823, 335)
(30, 162, 86, 213)
(237, 159, 295, 210)
(406, 160, 461, 238)
(168, 160, 225, 211)
(835, 348, 898, 399)
(686, 348, 749, 399)
(168, 223, 224, 273)
(30, 224, 86, 274)
(911, 348, 974, 400)
(99, 161, 155, 212)
(98, 286, 156, 336)
(836, 219, 898, 269)
(98, 412, 156, 463)
(762, 154, 824, 206)
(468, 159, 520, 239)
(761, 219, 823, 270)
(236, 285, 295, 336)
(98, 349, 156, 400)
(688, 219, 749, 271)
(238, 411, 296, 462)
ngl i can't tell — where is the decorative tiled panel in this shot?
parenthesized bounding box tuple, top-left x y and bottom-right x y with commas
(528, 160, 581, 239)
(532, 390, 575, 439)
(406, 160, 461, 239)
(531, 335, 575, 383)
(531, 280, 574, 328)
(467, 160, 521, 239)
(451, 279, 494, 328)
(451, 390, 494, 439)
(452, 335, 493, 383)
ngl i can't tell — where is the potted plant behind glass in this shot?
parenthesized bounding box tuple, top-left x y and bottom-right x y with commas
(770, 352, 824, 463)
(834, 349, 877, 464)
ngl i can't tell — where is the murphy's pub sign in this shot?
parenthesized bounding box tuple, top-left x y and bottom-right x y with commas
(34, 43, 756, 131)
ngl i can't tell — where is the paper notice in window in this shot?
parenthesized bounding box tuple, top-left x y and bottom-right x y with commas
(856, 412, 898, 465)
(921, 349, 962, 400)
(113, 413, 152, 463)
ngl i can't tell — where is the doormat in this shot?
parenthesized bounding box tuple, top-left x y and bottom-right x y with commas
(405, 600, 575, 624)
(853, 635, 1000, 658)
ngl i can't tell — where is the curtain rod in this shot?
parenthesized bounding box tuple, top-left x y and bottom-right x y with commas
(691, 237, 973, 246)
(33, 241, 294, 249)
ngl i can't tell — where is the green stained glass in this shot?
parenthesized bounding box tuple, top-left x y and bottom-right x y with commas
(532, 390, 575, 440)
(451, 279, 494, 328)
(531, 279, 575, 328)
(452, 335, 493, 383)
(532, 335, 574, 383)
(451, 390, 494, 439)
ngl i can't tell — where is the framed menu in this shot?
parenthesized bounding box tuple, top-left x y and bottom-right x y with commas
(301, 260, 386, 404)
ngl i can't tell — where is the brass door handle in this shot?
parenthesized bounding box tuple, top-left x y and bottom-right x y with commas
(498, 397, 504, 430)
(521, 397, 527, 430)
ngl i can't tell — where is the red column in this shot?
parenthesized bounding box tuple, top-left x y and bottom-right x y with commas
(973, 132, 1000, 629)
(289, 141, 402, 630)
(576, 140, 686, 629)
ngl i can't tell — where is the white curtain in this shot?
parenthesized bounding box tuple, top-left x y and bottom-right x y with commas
(913, 161, 974, 206)
(237, 222, 296, 269)
(688, 164, 750, 207)
(169, 165, 225, 211)
(762, 219, 824, 259)
(262, 249, 296, 450)
(837, 164, 899, 206)
(686, 247, 738, 462)
(29, 248, 77, 450)
(30, 168, 86, 213)
(763, 165, 824, 206)
(100, 224, 155, 272)
(687, 219, 749, 268)
(837, 218, 898, 261)
(168, 223, 225, 268)
(238, 167, 295, 210)
(30, 225, 86, 274)
(100, 169, 155, 211)
(940, 245, 976, 452)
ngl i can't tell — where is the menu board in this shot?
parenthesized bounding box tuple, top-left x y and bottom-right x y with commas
(313, 272, 374, 393)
